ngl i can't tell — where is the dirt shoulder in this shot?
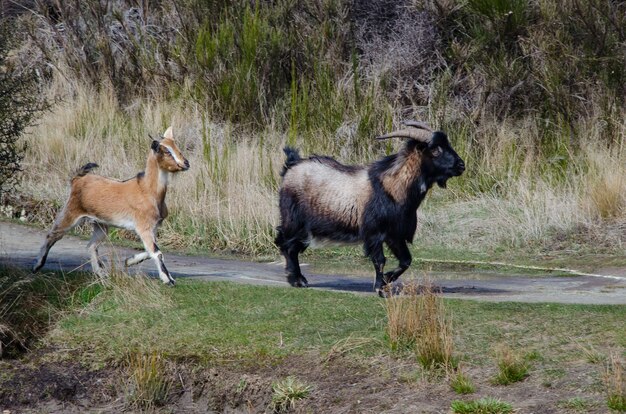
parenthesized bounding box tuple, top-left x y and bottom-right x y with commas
(1, 220, 625, 304)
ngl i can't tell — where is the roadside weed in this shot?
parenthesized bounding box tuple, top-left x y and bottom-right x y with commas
(270, 376, 312, 413)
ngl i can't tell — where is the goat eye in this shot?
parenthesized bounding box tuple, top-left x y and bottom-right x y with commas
(431, 147, 442, 157)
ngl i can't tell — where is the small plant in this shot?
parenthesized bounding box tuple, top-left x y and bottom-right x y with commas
(557, 397, 593, 412)
(383, 278, 455, 371)
(576, 341, 605, 364)
(451, 397, 513, 414)
(493, 345, 529, 385)
(603, 352, 625, 412)
(125, 350, 170, 410)
(270, 376, 311, 413)
(450, 368, 475, 394)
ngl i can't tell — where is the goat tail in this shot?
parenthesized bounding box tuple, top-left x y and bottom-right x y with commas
(280, 147, 301, 177)
(72, 162, 99, 181)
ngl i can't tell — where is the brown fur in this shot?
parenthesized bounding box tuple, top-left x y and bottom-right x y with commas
(33, 127, 189, 285)
(381, 147, 422, 203)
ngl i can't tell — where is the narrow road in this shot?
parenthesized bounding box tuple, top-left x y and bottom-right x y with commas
(1, 221, 625, 304)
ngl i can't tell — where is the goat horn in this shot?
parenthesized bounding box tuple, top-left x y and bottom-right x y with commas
(376, 128, 432, 143)
(403, 120, 433, 131)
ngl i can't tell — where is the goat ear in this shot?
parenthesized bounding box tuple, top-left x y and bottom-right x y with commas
(151, 140, 160, 152)
(163, 126, 173, 140)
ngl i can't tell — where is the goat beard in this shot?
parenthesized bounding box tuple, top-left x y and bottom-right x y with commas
(436, 178, 448, 188)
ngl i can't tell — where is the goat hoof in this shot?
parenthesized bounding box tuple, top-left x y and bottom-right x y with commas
(165, 279, 176, 287)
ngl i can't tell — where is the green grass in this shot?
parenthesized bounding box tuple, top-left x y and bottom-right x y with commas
(49, 279, 626, 369)
(270, 376, 312, 413)
(451, 397, 513, 414)
(557, 397, 594, 412)
(450, 370, 475, 394)
(492, 346, 530, 385)
(0, 264, 93, 357)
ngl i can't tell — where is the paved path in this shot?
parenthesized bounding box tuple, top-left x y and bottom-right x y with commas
(1, 221, 625, 304)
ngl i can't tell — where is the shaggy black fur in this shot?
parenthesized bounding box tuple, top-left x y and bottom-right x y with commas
(275, 132, 465, 294)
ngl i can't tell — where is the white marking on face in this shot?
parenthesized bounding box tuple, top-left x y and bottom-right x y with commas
(161, 144, 183, 165)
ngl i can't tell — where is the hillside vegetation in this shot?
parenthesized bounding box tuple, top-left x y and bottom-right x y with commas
(3, 0, 626, 260)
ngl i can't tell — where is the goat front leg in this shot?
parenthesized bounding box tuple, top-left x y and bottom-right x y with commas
(365, 235, 387, 296)
(125, 251, 150, 267)
(135, 226, 175, 286)
(384, 239, 412, 284)
(88, 222, 109, 277)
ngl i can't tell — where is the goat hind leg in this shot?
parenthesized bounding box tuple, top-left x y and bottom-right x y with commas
(88, 222, 109, 277)
(276, 229, 308, 287)
(365, 236, 387, 296)
(285, 244, 308, 287)
(33, 212, 81, 272)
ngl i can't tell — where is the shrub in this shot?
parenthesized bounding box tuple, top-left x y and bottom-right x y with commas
(0, 20, 47, 196)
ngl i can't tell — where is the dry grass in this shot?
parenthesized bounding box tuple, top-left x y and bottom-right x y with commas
(492, 345, 529, 385)
(270, 376, 312, 413)
(603, 352, 626, 411)
(383, 277, 455, 370)
(125, 349, 171, 410)
(16, 75, 626, 257)
(103, 269, 174, 313)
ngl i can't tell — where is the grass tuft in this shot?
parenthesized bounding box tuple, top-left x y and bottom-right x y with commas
(603, 352, 626, 412)
(125, 349, 170, 410)
(492, 345, 529, 385)
(451, 397, 513, 414)
(450, 367, 475, 394)
(269, 376, 312, 413)
(557, 397, 594, 412)
(383, 278, 455, 370)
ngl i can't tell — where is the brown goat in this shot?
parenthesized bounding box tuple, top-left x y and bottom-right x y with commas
(32, 126, 190, 284)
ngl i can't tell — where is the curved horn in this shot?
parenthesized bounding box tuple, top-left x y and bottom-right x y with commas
(403, 120, 432, 131)
(376, 128, 432, 142)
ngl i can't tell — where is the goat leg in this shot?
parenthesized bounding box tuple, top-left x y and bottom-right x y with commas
(365, 236, 387, 296)
(384, 239, 412, 284)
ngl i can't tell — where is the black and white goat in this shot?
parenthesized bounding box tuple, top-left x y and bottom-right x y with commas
(275, 121, 465, 294)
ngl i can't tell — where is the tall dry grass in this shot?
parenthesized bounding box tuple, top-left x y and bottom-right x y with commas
(603, 352, 626, 411)
(16, 66, 626, 257)
(383, 278, 455, 370)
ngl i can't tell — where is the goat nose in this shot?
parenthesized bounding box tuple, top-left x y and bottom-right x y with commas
(184, 159, 190, 169)
(458, 160, 465, 171)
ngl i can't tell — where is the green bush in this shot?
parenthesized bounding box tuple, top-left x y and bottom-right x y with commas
(0, 21, 47, 196)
